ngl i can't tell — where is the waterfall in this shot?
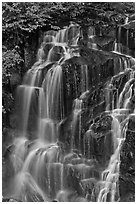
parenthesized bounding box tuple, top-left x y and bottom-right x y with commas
(5, 22, 134, 202)
(10, 24, 81, 201)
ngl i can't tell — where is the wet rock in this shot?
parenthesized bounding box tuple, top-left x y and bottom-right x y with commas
(117, 24, 135, 56)
(41, 42, 54, 59)
(71, 163, 100, 180)
(89, 36, 115, 52)
(44, 30, 57, 37)
(2, 154, 15, 197)
(68, 24, 80, 45)
(43, 35, 55, 43)
(64, 165, 84, 196)
(2, 197, 21, 202)
(80, 177, 98, 201)
(119, 115, 135, 201)
(62, 48, 130, 117)
(56, 189, 87, 202)
(122, 20, 135, 30)
(92, 115, 112, 133)
(81, 178, 97, 191)
(128, 115, 135, 131)
(119, 173, 135, 202)
(71, 158, 84, 165)
(81, 113, 114, 165)
(64, 152, 78, 164)
(120, 192, 135, 202)
(47, 49, 63, 63)
(58, 115, 73, 149)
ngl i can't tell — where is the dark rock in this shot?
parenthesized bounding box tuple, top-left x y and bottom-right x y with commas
(44, 30, 57, 37)
(40, 42, 54, 60)
(92, 115, 112, 133)
(116, 25, 135, 56)
(64, 165, 84, 196)
(62, 48, 131, 117)
(119, 116, 135, 201)
(2, 197, 21, 202)
(82, 114, 114, 165)
(89, 35, 115, 52)
(120, 192, 135, 202)
(68, 24, 80, 45)
(128, 115, 135, 131)
(64, 152, 79, 164)
(122, 20, 135, 30)
(53, 199, 58, 202)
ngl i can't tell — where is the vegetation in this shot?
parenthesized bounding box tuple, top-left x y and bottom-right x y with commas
(2, 2, 134, 129)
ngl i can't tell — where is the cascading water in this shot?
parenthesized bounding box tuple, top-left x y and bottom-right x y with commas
(9, 24, 81, 201)
(4, 22, 134, 202)
(96, 57, 135, 202)
(88, 26, 98, 49)
(71, 98, 83, 151)
(113, 26, 123, 54)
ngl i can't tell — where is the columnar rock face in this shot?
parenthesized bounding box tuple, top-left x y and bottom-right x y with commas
(59, 44, 135, 201)
(62, 48, 133, 116)
(3, 21, 135, 202)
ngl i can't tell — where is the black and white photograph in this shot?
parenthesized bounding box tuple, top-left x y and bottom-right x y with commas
(2, 2, 135, 202)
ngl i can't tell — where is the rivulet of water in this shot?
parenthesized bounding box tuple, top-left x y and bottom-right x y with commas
(71, 98, 83, 151)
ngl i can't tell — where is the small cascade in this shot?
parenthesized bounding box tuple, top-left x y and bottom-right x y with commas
(43, 64, 64, 120)
(113, 41, 123, 54)
(16, 69, 42, 137)
(16, 85, 36, 136)
(71, 98, 83, 151)
(126, 29, 129, 48)
(125, 16, 129, 24)
(37, 118, 57, 143)
(97, 117, 123, 202)
(88, 25, 98, 50)
(113, 26, 123, 54)
(113, 21, 133, 57)
(97, 111, 130, 202)
(71, 63, 89, 151)
(88, 26, 96, 37)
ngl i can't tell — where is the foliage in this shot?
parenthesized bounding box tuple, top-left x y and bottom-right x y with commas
(2, 45, 23, 127)
(2, 46, 23, 87)
(2, 2, 135, 41)
(2, 2, 135, 129)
